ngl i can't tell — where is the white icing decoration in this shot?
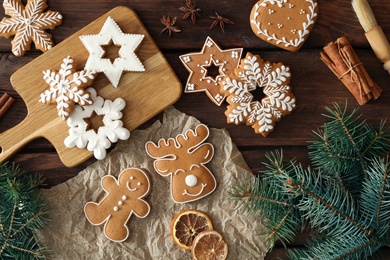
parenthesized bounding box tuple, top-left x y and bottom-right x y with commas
(221, 54, 296, 135)
(39, 56, 95, 120)
(205, 40, 213, 47)
(64, 88, 130, 160)
(126, 182, 137, 191)
(185, 175, 198, 187)
(183, 56, 191, 63)
(118, 201, 123, 206)
(187, 83, 195, 91)
(200, 56, 225, 85)
(145, 124, 217, 204)
(277, 24, 283, 29)
(182, 183, 207, 197)
(137, 182, 142, 186)
(268, 9, 274, 14)
(113, 206, 119, 211)
(130, 176, 134, 180)
(214, 94, 223, 101)
(179, 37, 243, 106)
(122, 195, 127, 200)
(79, 16, 145, 88)
(251, 0, 318, 48)
(231, 51, 239, 58)
(0, 0, 63, 56)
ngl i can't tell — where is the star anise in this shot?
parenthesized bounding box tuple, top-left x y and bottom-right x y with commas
(179, 0, 201, 24)
(209, 11, 235, 33)
(161, 15, 181, 37)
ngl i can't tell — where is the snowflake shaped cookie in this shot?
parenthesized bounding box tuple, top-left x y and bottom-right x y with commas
(64, 88, 130, 160)
(220, 52, 296, 136)
(0, 0, 63, 56)
(80, 16, 145, 88)
(179, 37, 243, 106)
(39, 56, 96, 120)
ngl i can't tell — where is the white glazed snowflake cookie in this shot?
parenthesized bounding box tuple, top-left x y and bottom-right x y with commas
(179, 37, 243, 106)
(39, 56, 96, 120)
(0, 0, 63, 56)
(250, 0, 319, 52)
(220, 52, 296, 137)
(79, 16, 145, 88)
(64, 88, 130, 160)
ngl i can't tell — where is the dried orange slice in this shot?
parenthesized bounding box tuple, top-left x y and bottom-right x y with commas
(191, 230, 228, 260)
(170, 209, 214, 250)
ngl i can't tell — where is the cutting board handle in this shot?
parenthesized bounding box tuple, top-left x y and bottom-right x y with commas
(0, 116, 39, 163)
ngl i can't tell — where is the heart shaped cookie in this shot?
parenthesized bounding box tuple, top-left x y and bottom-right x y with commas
(250, 0, 319, 52)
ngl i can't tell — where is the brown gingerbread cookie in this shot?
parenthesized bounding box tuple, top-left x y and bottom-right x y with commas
(0, 0, 63, 56)
(179, 37, 243, 106)
(250, 0, 319, 52)
(39, 56, 96, 120)
(84, 168, 151, 242)
(220, 52, 296, 137)
(145, 124, 217, 203)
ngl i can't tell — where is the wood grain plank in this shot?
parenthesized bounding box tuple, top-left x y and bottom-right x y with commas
(2, 49, 389, 150)
(0, 7, 181, 167)
(0, 0, 389, 52)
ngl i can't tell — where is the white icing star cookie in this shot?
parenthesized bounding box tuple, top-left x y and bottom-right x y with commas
(80, 16, 145, 88)
(64, 88, 130, 160)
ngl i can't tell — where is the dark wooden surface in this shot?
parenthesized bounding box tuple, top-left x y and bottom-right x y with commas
(1, 0, 390, 259)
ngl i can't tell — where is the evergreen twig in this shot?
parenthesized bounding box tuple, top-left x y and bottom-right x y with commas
(230, 103, 390, 259)
(0, 162, 49, 259)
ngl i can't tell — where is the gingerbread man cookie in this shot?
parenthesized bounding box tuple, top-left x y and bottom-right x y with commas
(0, 0, 63, 56)
(179, 37, 243, 106)
(84, 168, 151, 242)
(146, 124, 217, 203)
(220, 52, 296, 136)
(250, 0, 319, 52)
(39, 56, 96, 120)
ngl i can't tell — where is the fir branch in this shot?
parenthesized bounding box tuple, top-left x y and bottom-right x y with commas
(230, 103, 390, 259)
(0, 162, 49, 259)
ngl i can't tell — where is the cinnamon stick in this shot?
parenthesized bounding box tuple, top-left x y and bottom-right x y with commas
(320, 36, 381, 105)
(0, 93, 15, 118)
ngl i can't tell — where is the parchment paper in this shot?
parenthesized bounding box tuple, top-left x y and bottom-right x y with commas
(36, 107, 268, 259)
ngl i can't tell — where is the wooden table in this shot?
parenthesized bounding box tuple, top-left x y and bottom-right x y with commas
(0, 0, 389, 258)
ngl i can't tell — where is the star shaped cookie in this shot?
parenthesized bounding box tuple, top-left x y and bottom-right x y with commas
(80, 16, 145, 88)
(0, 0, 63, 56)
(179, 37, 243, 106)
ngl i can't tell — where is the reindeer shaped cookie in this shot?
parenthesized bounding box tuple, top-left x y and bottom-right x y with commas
(84, 168, 151, 242)
(146, 124, 216, 203)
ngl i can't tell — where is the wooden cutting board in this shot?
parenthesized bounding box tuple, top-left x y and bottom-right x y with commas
(0, 6, 182, 167)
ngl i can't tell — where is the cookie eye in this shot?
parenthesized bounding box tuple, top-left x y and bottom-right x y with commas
(137, 182, 142, 186)
(185, 175, 198, 187)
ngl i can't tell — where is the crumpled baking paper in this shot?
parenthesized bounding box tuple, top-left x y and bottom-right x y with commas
(36, 107, 267, 259)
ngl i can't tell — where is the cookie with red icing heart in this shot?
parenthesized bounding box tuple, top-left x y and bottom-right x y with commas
(250, 0, 319, 52)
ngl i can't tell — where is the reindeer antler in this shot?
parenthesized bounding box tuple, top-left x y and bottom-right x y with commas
(176, 124, 209, 153)
(145, 124, 214, 176)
